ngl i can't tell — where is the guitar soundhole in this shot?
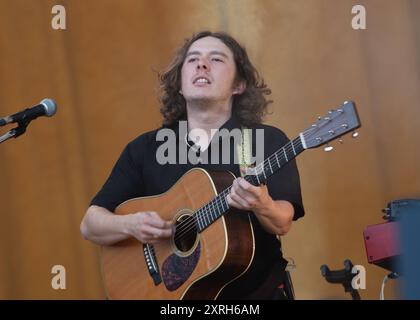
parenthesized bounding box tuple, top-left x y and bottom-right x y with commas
(174, 214, 198, 253)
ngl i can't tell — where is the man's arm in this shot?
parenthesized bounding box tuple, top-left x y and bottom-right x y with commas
(80, 205, 173, 246)
(252, 199, 294, 235)
(226, 178, 294, 235)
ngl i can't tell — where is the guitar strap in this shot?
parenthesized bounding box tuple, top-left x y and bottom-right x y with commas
(237, 126, 283, 242)
(237, 126, 253, 177)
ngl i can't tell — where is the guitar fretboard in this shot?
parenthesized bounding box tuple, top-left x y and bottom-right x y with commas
(193, 136, 304, 232)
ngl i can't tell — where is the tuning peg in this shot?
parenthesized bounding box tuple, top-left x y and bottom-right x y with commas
(324, 144, 334, 152)
(352, 131, 359, 138)
(338, 139, 344, 144)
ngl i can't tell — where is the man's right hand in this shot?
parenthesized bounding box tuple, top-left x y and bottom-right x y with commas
(125, 211, 173, 244)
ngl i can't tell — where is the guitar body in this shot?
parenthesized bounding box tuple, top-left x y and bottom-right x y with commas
(101, 168, 255, 299)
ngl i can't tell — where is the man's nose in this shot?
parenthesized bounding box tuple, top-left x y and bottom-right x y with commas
(197, 58, 209, 70)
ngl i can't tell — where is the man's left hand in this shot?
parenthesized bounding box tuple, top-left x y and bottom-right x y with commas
(226, 177, 274, 214)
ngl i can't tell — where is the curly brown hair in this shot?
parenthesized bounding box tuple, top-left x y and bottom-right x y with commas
(159, 31, 272, 127)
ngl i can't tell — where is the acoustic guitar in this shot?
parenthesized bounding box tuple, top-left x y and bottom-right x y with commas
(101, 101, 361, 299)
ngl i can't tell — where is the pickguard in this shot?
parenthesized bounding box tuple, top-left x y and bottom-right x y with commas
(161, 243, 201, 291)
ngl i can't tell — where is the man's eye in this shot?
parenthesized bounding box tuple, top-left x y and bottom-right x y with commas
(188, 57, 198, 63)
(212, 58, 223, 62)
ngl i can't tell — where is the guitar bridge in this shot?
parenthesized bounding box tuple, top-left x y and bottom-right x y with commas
(143, 244, 162, 285)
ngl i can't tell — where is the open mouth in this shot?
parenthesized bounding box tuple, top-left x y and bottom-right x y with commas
(193, 77, 211, 85)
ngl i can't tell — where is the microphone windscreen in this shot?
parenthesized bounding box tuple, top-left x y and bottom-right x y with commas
(40, 98, 57, 117)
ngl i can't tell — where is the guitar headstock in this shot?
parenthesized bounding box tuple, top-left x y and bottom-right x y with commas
(300, 101, 361, 150)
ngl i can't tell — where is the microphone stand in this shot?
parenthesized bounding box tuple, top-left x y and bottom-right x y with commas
(0, 120, 30, 144)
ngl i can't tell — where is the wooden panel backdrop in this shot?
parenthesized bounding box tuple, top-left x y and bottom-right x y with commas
(0, 0, 419, 299)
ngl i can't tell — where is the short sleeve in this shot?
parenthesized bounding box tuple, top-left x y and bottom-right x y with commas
(90, 137, 146, 212)
(263, 127, 305, 220)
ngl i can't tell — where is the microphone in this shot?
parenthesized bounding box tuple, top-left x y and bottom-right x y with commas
(0, 98, 57, 127)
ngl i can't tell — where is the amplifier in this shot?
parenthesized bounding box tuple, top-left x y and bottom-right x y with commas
(363, 221, 399, 272)
(363, 199, 420, 272)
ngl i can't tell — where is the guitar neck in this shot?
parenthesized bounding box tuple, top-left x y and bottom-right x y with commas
(194, 135, 305, 232)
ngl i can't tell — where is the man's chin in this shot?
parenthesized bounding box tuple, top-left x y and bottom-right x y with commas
(187, 96, 215, 106)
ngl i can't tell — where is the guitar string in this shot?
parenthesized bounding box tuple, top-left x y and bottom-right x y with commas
(173, 136, 305, 241)
(175, 111, 346, 240)
(173, 135, 306, 242)
(175, 138, 299, 240)
(177, 112, 344, 240)
(173, 137, 301, 242)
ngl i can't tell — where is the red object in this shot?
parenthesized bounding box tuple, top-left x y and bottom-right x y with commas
(363, 221, 400, 271)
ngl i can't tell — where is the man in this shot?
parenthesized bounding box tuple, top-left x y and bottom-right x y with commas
(80, 31, 305, 299)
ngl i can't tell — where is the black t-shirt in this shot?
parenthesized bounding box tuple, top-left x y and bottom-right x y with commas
(91, 115, 305, 299)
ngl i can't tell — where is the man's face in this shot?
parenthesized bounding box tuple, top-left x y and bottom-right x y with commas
(180, 36, 240, 105)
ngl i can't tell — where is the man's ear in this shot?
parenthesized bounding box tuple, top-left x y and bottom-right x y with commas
(233, 80, 246, 95)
